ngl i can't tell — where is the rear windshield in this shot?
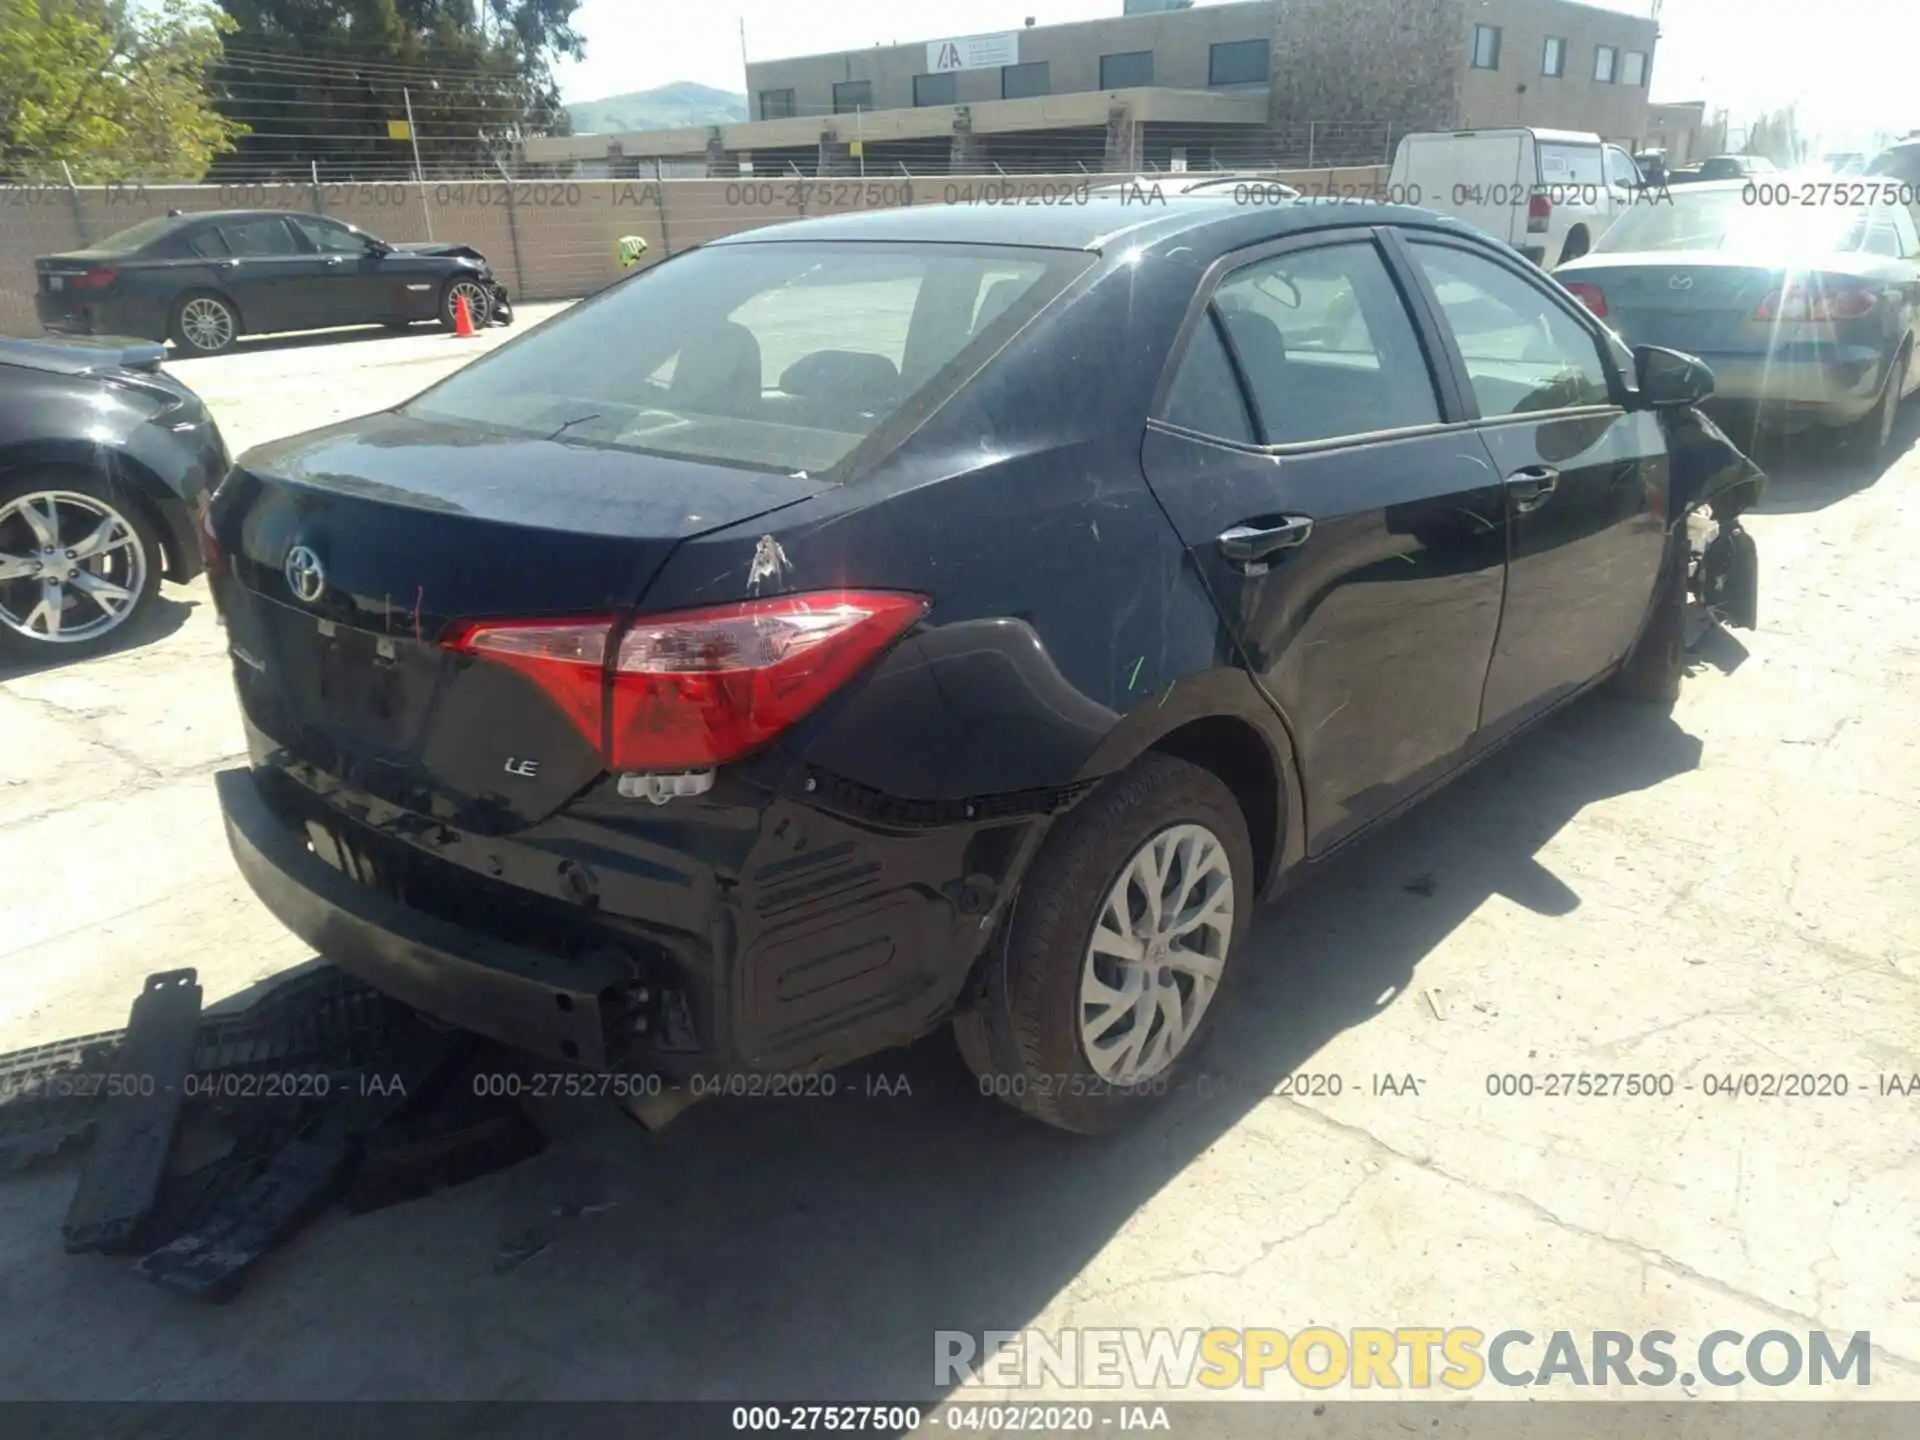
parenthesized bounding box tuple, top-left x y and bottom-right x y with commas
(1593, 189, 1874, 254)
(405, 241, 1086, 475)
(88, 216, 187, 255)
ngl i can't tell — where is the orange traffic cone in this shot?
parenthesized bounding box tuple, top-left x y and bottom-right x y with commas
(453, 292, 477, 338)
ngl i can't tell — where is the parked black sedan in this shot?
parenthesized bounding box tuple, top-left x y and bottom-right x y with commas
(35, 210, 506, 355)
(208, 198, 1763, 1133)
(0, 336, 227, 657)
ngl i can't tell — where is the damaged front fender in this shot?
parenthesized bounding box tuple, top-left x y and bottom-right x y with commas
(1666, 405, 1767, 523)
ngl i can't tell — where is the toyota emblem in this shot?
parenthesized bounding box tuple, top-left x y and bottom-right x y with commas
(1668, 273, 1694, 290)
(284, 545, 327, 603)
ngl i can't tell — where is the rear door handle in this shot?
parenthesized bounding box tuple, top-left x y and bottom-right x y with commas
(1217, 516, 1314, 566)
(1505, 465, 1560, 513)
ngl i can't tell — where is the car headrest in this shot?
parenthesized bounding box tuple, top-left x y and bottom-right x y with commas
(668, 320, 762, 410)
(1216, 304, 1289, 369)
(778, 350, 901, 408)
(973, 277, 1029, 332)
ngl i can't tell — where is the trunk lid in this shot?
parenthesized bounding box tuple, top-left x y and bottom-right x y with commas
(1563, 253, 1784, 352)
(213, 410, 819, 832)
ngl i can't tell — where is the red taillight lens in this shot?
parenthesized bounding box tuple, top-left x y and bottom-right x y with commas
(1753, 280, 1877, 322)
(198, 498, 225, 577)
(446, 617, 612, 748)
(609, 590, 928, 770)
(70, 267, 118, 291)
(1526, 192, 1551, 234)
(445, 590, 928, 774)
(1564, 281, 1608, 318)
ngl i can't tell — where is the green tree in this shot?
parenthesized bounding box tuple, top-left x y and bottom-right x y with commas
(1745, 105, 1804, 167)
(0, 0, 246, 181)
(210, 0, 581, 179)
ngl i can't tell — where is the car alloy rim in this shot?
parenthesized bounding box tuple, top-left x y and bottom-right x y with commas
(1078, 822, 1234, 1085)
(448, 280, 490, 323)
(181, 297, 233, 351)
(0, 491, 148, 644)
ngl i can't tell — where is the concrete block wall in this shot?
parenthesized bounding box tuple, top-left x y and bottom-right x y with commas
(0, 166, 1386, 339)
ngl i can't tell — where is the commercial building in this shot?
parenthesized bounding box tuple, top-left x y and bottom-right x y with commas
(524, 0, 1663, 177)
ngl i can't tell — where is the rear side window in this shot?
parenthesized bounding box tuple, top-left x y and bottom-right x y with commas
(1538, 143, 1604, 186)
(187, 228, 231, 259)
(406, 242, 1086, 475)
(1408, 242, 1611, 416)
(1210, 241, 1441, 444)
(1161, 314, 1254, 442)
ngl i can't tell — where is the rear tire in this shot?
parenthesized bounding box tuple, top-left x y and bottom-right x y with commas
(954, 753, 1253, 1134)
(168, 291, 240, 355)
(0, 468, 164, 660)
(1608, 536, 1686, 706)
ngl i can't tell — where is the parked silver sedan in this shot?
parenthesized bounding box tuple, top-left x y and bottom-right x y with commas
(1555, 178, 1920, 456)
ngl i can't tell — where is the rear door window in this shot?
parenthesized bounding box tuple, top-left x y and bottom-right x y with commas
(406, 242, 1086, 475)
(1408, 241, 1612, 416)
(290, 216, 367, 255)
(1209, 241, 1441, 443)
(187, 227, 232, 259)
(220, 217, 300, 257)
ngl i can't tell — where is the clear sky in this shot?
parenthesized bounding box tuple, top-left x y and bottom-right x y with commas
(553, 0, 1915, 150)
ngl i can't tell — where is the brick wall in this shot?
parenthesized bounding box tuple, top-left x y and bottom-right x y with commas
(1269, 0, 1465, 157)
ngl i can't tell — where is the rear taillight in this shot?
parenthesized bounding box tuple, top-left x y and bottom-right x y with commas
(447, 590, 929, 774)
(1527, 192, 1551, 234)
(69, 267, 118, 291)
(1564, 281, 1608, 318)
(1753, 280, 1877, 322)
(198, 498, 225, 577)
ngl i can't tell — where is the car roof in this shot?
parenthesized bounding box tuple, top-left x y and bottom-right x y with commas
(708, 195, 1480, 259)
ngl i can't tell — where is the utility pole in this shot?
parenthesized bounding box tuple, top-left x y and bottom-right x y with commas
(404, 86, 434, 240)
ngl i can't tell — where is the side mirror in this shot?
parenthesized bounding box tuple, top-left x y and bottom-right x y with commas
(1635, 345, 1715, 408)
(366, 238, 393, 257)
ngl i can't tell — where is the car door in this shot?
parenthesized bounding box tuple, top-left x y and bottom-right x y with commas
(288, 214, 389, 322)
(1396, 233, 1669, 743)
(1139, 230, 1509, 854)
(1873, 201, 1920, 398)
(215, 215, 326, 334)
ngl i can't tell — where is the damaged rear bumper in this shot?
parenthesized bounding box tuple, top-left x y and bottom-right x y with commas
(216, 767, 636, 1069)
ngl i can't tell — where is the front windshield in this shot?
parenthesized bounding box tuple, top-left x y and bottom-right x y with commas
(1592, 188, 1872, 254)
(406, 240, 1082, 474)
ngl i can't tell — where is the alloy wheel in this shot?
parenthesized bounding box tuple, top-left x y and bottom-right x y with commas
(1078, 822, 1234, 1084)
(447, 280, 492, 326)
(0, 491, 149, 644)
(179, 296, 235, 352)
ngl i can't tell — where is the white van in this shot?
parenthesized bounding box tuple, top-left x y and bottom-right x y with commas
(1388, 128, 1645, 270)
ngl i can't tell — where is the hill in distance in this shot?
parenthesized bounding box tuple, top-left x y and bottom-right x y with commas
(566, 82, 748, 134)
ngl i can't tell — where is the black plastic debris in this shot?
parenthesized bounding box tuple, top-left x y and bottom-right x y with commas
(0, 1029, 126, 1176)
(0, 964, 550, 1301)
(345, 1077, 548, 1215)
(63, 970, 203, 1254)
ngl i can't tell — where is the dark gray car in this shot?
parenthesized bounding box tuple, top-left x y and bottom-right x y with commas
(1556, 178, 1920, 455)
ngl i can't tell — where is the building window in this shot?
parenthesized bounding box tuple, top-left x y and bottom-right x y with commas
(758, 88, 795, 120)
(1471, 25, 1501, 70)
(1208, 39, 1270, 86)
(912, 72, 956, 107)
(1100, 50, 1154, 89)
(832, 80, 872, 114)
(1542, 36, 1565, 77)
(1001, 61, 1050, 100)
(1594, 46, 1617, 83)
(1622, 50, 1647, 86)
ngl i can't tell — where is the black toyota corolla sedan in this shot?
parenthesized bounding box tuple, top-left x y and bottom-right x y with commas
(35, 210, 506, 355)
(207, 199, 1764, 1133)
